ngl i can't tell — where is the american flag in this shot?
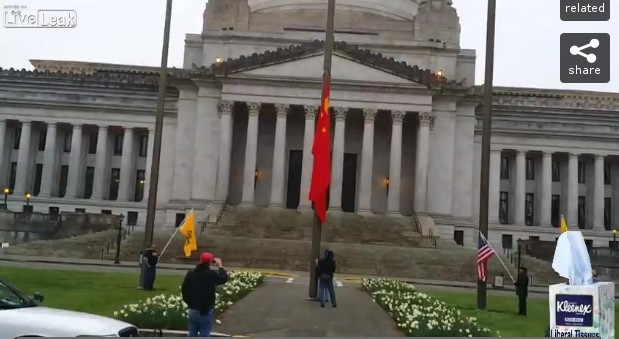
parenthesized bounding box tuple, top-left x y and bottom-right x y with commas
(477, 233, 496, 282)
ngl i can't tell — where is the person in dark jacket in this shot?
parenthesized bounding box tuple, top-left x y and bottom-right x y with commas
(181, 252, 229, 337)
(142, 245, 159, 290)
(317, 249, 337, 308)
(514, 267, 529, 316)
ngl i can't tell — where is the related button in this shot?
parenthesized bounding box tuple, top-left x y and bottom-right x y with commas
(561, 0, 610, 21)
(560, 33, 610, 83)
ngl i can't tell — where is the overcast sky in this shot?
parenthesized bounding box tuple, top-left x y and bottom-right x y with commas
(0, 0, 617, 92)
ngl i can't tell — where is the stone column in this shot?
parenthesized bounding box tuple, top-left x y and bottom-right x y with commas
(39, 122, 58, 197)
(488, 149, 502, 223)
(241, 102, 261, 205)
(388, 111, 405, 214)
(414, 112, 432, 212)
(118, 128, 135, 201)
(298, 105, 318, 209)
(65, 125, 84, 198)
(594, 154, 605, 229)
(514, 150, 526, 225)
(567, 153, 579, 225)
(270, 104, 289, 207)
(14, 121, 32, 195)
(215, 100, 234, 202)
(357, 108, 377, 213)
(540, 152, 553, 226)
(142, 129, 155, 202)
(329, 107, 347, 210)
(92, 126, 109, 200)
(0, 120, 6, 185)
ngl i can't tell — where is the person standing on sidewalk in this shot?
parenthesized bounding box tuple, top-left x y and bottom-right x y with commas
(317, 249, 337, 308)
(142, 245, 159, 291)
(515, 267, 529, 316)
(181, 252, 229, 337)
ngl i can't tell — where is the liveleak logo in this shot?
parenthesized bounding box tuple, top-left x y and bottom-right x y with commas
(555, 294, 594, 327)
(3, 5, 77, 28)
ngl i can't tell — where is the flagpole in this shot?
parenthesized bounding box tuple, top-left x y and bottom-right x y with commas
(308, 0, 336, 300)
(158, 226, 181, 259)
(480, 232, 515, 283)
(477, 0, 497, 311)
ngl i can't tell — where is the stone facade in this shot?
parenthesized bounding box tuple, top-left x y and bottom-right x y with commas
(0, 0, 618, 250)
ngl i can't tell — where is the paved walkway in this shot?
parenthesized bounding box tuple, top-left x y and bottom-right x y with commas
(217, 282, 402, 337)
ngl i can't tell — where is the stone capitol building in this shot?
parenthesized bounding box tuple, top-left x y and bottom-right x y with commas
(1, 0, 618, 250)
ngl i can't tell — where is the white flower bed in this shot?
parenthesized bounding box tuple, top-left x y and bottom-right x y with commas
(363, 278, 500, 337)
(114, 271, 263, 330)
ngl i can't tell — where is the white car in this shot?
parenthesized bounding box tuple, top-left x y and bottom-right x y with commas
(0, 277, 139, 338)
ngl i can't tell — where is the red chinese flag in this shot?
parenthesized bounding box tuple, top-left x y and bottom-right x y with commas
(309, 78, 332, 223)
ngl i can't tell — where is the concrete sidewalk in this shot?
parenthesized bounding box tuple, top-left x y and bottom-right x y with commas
(217, 283, 402, 337)
(0, 253, 551, 294)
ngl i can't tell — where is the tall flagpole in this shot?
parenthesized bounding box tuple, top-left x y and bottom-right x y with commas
(308, 0, 336, 300)
(477, 0, 497, 310)
(139, 0, 174, 288)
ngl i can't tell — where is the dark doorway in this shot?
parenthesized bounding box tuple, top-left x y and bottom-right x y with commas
(454, 230, 464, 246)
(285, 150, 303, 209)
(175, 213, 186, 228)
(341, 153, 358, 213)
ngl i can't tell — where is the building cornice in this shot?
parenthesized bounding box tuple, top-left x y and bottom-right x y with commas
(0, 99, 177, 117)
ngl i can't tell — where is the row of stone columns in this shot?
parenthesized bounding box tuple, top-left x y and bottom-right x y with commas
(213, 101, 433, 214)
(489, 149, 608, 228)
(0, 119, 152, 201)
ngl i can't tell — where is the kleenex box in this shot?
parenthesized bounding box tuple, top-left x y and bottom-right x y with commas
(549, 282, 615, 339)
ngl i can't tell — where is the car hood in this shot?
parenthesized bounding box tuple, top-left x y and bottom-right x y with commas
(1, 306, 135, 336)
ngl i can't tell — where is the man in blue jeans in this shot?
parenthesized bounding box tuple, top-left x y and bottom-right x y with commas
(181, 252, 229, 336)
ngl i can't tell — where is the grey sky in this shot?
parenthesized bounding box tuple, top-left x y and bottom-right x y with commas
(1, 0, 617, 92)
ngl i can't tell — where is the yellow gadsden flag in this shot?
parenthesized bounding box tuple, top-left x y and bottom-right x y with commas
(179, 209, 198, 257)
(560, 215, 569, 234)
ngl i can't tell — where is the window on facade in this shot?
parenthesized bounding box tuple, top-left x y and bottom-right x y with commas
(134, 170, 146, 202)
(8, 162, 17, 191)
(604, 162, 611, 185)
(501, 234, 513, 249)
(38, 129, 47, 151)
(578, 161, 586, 183)
(113, 134, 123, 156)
(552, 159, 560, 182)
(525, 193, 535, 226)
(453, 230, 464, 246)
(33, 164, 43, 196)
(138, 135, 148, 158)
(63, 131, 72, 152)
(13, 127, 21, 150)
(127, 211, 139, 226)
(551, 195, 561, 227)
(499, 191, 509, 224)
(108, 168, 120, 200)
(83, 166, 95, 199)
(58, 165, 69, 197)
(88, 132, 98, 155)
(604, 197, 612, 230)
(500, 157, 509, 179)
(578, 196, 586, 229)
(525, 158, 535, 180)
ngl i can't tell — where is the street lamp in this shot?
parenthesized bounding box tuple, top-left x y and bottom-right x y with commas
(3, 188, 9, 207)
(25, 193, 31, 207)
(613, 229, 617, 243)
(114, 214, 125, 264)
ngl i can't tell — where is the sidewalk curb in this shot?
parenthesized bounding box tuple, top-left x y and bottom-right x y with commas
(139, 328, 244, 337)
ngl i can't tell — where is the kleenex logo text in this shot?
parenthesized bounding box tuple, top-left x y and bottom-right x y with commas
(555, 294, 594, 327)
(557, 300, 592, 315)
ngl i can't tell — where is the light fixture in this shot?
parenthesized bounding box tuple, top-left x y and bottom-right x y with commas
(385, 177, 390, 186)
(215, 57, 222, 64)
(255, 169, 259, 178)
(3, 188, 9, 194)
(25, 193, 31, 199)
(613, 229, 617, 235)
(140, 180, 145, 185)
(437, 69, 444, 77)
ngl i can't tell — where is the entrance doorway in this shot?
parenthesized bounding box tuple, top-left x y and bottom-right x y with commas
(341, 153, 358, 213)
(285, 150, 303, 209)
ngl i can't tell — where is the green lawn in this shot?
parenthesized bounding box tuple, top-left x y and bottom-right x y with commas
(1, 266, 185, 316)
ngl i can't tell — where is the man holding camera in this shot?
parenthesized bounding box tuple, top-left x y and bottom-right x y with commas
(181, 252, 229, 337)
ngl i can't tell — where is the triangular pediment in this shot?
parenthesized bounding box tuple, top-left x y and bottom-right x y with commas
(238, 53, 420, 85)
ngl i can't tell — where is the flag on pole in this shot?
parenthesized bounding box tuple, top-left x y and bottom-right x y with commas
(560, 215, 569, 233)
(477, 233, 496, 282)
(309, 75, 332, 223)
(179, 209, 198, 257)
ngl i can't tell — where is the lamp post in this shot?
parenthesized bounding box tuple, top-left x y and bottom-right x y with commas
(3, 188, 9, 208)
(613, 229, 617, 244)
(25, 193, 31, 207)
(115, 214, 125, 264)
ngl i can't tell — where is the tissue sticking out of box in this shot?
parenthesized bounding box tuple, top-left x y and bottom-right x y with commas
(552, 231, 593, 286)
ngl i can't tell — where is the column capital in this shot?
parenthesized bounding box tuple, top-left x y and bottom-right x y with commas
(275, 103, 289, 118)
(47, 122, 58, 128)
(21, 121, 32, 126)
(218, 100, 234, 117)
(303, 105, 318, 119)
(334, 107, 347, 121)
(516, 149, 527, 155)
(418, 111, 434, 127)
(391, 111, 405, 124)
(247, 102, 262, 116)
(490, 149, 502, 154)
(363, 108, 377, 122)
(542, 151, 553, 158)
(595, 154, 606, 160)
(569, 152, 580, 158)
(148, 128, 155, 134)
(73, 124, 83, 130)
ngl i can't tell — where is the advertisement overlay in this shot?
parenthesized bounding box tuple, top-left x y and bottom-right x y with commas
(3, 5, 77, 28)
(555, 294, 593, 327)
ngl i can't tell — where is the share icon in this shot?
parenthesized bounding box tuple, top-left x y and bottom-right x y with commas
(570, 38, 599, 63)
